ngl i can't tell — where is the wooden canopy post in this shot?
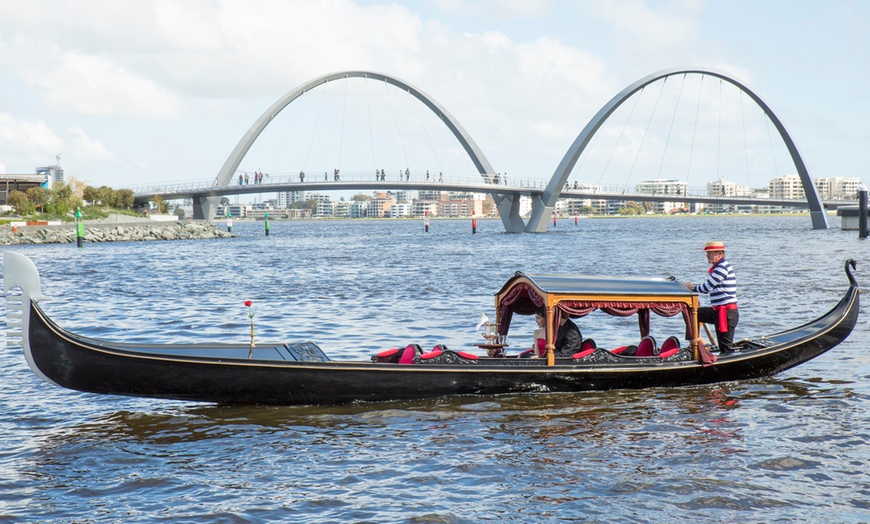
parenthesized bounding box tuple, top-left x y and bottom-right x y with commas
(546, 305, 556, 366)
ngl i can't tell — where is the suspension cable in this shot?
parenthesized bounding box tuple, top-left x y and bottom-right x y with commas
(740, 89, 750, 185)
(764, 109, 781, 177)
(385, 79, 410, 171)
(338, 75, 349, 170)
(657, 73, 687, 178)
(596, 85, 643, 187)
(364, 76, 377, 171)
(716, 79, 722, 180)
(626, 76, 668, 191)
(686, 74, 705, 188)
(271, 87, 301, 171)
(410, 89, 442, 174)
(305, 79, 328, 171)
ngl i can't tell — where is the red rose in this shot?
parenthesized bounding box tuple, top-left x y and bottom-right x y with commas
(244, 300, 253, 307)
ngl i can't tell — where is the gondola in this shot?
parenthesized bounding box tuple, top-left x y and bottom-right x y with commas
(3, 251, 859, 406)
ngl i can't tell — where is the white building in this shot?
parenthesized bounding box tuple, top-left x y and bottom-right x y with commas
(277, 190, 306, 208)
(706, 178, 751, 213)
(389, 203, 411, 218)
(815, 177, 862, 201)
(36, 165, 63, 185)
(635, 178, 689, 213)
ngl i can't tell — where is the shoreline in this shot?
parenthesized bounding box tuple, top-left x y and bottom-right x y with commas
(0, 219, 234, 245)
(0, 211, 833, 245)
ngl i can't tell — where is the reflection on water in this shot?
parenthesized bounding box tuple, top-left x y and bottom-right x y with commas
(2, 216, 869, 522)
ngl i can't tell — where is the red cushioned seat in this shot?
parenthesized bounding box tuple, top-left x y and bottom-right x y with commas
(635, 336, 657, 357)
(658, 336, 681, 358)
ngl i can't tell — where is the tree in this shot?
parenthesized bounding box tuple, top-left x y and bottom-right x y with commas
(290, 199, 318, 213)
(352, 193, 372, 201)
(48, 181, 75, 215)
(174, 207, 186, 219)
(97, 186, 115, 207)
(83, 186, 101, 205)
(26, 186, 48, 213)
(112, 189, 134, 209)
(7, 190, 33, 215)
(618, 202, 645, 215)
(153, 195, 169, 214)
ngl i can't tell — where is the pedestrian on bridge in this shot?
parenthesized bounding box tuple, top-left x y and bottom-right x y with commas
(405, 168, 410, 181)
(299, 170, 305, 183)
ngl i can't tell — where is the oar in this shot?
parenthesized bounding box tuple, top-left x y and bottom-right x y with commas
(703, 323, 716, 348)
(697, 323, 718, 366)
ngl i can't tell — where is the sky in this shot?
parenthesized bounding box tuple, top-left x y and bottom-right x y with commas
(0, 0, 868, 193)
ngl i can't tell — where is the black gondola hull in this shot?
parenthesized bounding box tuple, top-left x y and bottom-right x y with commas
(24, 278, 859, 405)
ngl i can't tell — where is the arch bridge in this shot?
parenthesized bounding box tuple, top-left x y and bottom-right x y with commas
(185, 69, 827, 231)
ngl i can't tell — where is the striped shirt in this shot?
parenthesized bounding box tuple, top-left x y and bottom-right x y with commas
(694, 258, 737, 307)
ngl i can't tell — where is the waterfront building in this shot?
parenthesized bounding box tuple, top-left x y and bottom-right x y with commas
(417, 190, 442, 201)
(606, 200, 627, 215)
(439, 198, 482, 217)
(389, 203, 410, 218)
(226, 204, 252, 218)
(563, 199, 593, 215)
(0, 174, 46, 205)
(411, 201, 438, 217)
(315, 201, 335, 217)
(317, 200, 352, 217)
(634, 178, 689, 214)
(369, 192, 397, 218)
(278, 190, 306, 208)
(349, 200, 370, 218)
(815, 177, 861, 200)
(706, 178, 751, 213)
(393, 190, 412, 203)
(518, 195, 533, 217)
(36, 165, 63, 185)
(768, 175, 805, 211)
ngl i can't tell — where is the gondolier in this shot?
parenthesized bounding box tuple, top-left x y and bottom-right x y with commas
(686, 241, 739, 353)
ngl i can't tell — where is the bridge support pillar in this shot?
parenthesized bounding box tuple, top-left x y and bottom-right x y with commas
(525, 195, 554, 233)
(193, 196, 218, 221)
(493, 193, 527, 233)
(809, 208, 828, 230)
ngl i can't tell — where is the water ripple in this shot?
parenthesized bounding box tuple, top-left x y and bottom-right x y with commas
(1, 216, 868, 522)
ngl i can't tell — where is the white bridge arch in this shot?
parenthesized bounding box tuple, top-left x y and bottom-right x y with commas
(198, 71, 527, 232)
(525, 67, 828, 232)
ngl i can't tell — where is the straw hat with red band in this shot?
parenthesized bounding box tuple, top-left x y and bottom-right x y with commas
(703, 241, 726, 252)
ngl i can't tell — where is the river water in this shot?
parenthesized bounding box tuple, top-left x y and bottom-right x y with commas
(1, 216, 867, 523)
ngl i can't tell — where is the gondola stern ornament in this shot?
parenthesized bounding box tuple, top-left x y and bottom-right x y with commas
(845, 259, 858, 288)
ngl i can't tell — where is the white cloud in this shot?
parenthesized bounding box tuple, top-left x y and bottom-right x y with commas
(432, 0, 553, 19)
(27, 52, 182, 120)
(588, 0, 700, 65)
(69, 127, 114, 162)
(0, 114, 64, 156)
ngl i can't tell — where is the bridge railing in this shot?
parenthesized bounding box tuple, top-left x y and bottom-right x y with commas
(124, 173, 855, 205)
(126, 171, 558, 196)
(126, 171, 728, 196)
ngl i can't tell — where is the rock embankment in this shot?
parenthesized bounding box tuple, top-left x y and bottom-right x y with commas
(0, 220, 234, 245)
